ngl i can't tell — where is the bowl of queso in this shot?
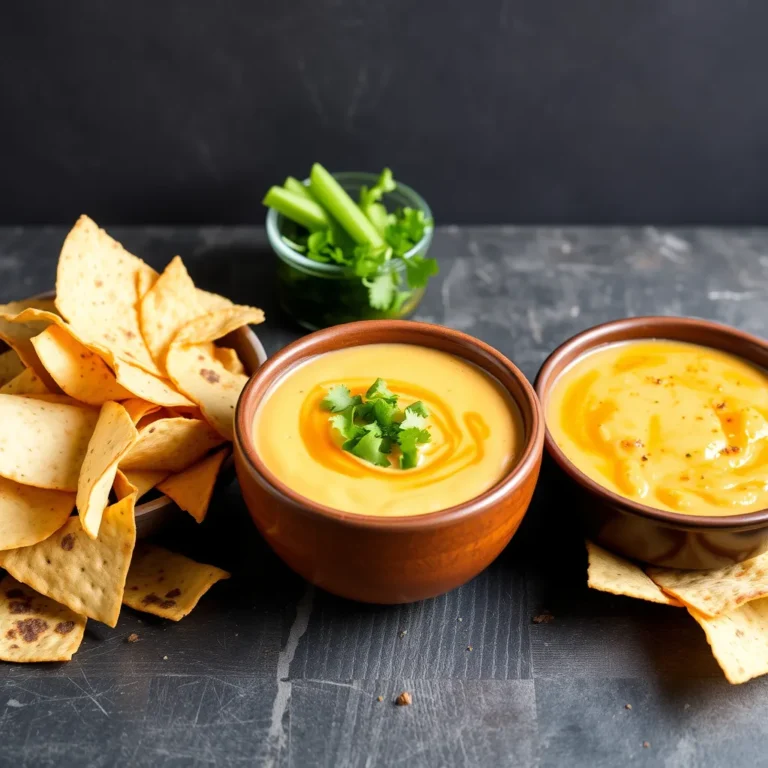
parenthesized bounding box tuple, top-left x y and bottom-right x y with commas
(536, 316, 768, 570)
(234, 320, 544, 603)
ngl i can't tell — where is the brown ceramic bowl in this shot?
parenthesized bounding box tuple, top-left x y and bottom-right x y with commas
(234, 320, 544, 604)
(536, 316, 768, 570)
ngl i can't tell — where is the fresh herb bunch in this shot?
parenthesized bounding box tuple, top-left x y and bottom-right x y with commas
(321, 378, 431, 469)
(263, 164, 437, 313)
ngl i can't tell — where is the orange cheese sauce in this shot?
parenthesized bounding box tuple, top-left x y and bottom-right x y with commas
(547, 339, 768, 516)
(253, 344, 523, 516)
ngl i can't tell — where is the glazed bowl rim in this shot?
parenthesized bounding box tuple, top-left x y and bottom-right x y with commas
(234, 319, 545, 531)
(535, 315, 768, 531)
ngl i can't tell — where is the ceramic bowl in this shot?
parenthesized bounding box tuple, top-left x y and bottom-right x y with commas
(234, 320, 544, 604)
(535, 316, 768, 569)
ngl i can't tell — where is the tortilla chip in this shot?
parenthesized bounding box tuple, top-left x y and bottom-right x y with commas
(0, 298, 58, 316)
(0, 307, 190, 407)
(120, 417, 226, 473)
(586, 540, 682, 606)
(688, 599, 768, 684)
(0, 312, 59, 390)
(0, 395, 99, 491)
(0, 367, 51, 395)
(139, 256, 202, 369)
(114, 469, 168, 501)
(120, 398, 160, 424)
(123, 544, 230, 621)
(0, 476, 75, 550)
(55, 215, 161, 375)
(648, 553, 768, 619)
(31, 325, 133, 404)
(77, 402, 137, 539)
(20, 394, 80, 406)
(157, 447, 229, 523)
(109, 355, 193, 407)
(0, 576, 85, 662)
(213, 346, 245, 375)
(166, 307, 264, 440)
(0, 492, 136, 627)
(135, 408, 171, 430)
(0, 350, 24, 387)
(195, 289, 233, 312)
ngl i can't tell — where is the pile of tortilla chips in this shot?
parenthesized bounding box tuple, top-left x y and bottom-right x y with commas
(0, 215, 263, 662)
(587, 540, 768, 684)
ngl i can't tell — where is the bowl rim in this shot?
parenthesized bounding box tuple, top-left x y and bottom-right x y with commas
(535, 315, 768, 531)
(234, 319, 544, 531)
(264, 171, 434, 276)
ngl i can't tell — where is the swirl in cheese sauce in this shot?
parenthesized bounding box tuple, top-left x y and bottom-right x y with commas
(546, 340, 768, 515)
(254, 344, 522, 516)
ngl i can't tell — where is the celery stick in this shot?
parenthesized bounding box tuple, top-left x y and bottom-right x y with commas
(309, 164, 385, 247)
(263, 186, 330, 232)
(284, 176, 314, 200)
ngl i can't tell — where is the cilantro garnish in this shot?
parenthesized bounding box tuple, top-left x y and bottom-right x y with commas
(323, 380, 431, 469)
(263, 164, 437, 314)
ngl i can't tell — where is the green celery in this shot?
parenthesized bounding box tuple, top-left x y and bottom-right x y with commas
(309, 163, 385, 247)
(263, 186, 330, 232)
(284, 176, 314, 201)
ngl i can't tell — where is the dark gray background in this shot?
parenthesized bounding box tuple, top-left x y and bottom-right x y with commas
(3, 1, 768, 225)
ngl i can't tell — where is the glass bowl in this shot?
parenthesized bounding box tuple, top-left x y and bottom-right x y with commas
(265, 172, 434, 331)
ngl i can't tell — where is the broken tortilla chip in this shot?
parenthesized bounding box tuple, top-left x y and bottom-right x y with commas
(0, 476, 75, 550)
(0, 367, 51, 395)
(31, 325, 133, 404)
(0, 492, 136, 627)
(77, 402, 137, 539)
(688, 598, 768, 684)
(0, 576, 85, 662)
(123, 544, 230, 621)
(157, 447, 229, 523)
(120, 417, 226, 473)
(166, 306, 264, 440)
(139, 256, 203, 370)
(55, 215, 161, 375)
(648, 552, 768, 619)
(0, 350, 24, 387)
(114, 469, 168, 502)
(586, 541, 682, 606)
(0, 395, 98, 491)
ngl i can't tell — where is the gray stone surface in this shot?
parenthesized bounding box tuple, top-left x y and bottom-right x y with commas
(0, 225, 766, 767)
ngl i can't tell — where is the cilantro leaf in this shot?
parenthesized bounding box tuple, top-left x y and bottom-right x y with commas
(321, 385, 362, 413)
(306, 230, 347, 265)
(329, 406, 363, 442)
(365, 273, 396, 311)
(386, 207, 431, 257)
(372, 398, 397, 428)
(366, 378, 398, 403)
(400, 410, 427, 431)
(405, 254, 439, 289)
(359, 168, 396, 209)
(405, 401, 429, 418)
(350, 423, 391, 467)
(397, 426, 431, 469)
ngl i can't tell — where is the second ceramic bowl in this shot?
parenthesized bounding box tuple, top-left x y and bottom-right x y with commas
(234, 320, 544, 604)
(536, 316, 768, 569)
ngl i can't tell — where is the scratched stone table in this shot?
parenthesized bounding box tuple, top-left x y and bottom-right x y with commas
(0, 226, 766, 768)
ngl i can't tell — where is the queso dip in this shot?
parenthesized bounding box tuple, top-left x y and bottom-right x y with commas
(547, 339, 768, 516)
(253, 343, 523, 516)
